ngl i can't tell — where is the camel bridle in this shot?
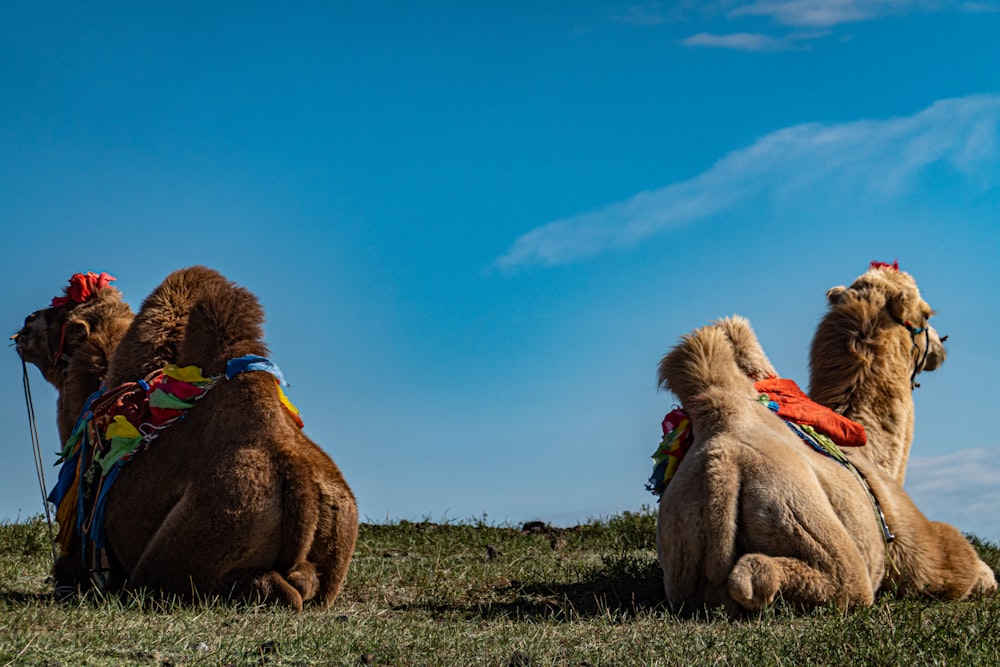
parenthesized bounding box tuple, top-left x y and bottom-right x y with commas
(893, 316, 932, 389)
(49, 319, 72, 375)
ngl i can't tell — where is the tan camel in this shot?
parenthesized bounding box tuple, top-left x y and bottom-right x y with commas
(810, 262, 946, 483)
(15, 267, 358, 609)
(655, 315, 995, 615)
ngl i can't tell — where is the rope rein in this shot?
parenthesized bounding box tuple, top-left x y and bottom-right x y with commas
(20, 356, 59, 569)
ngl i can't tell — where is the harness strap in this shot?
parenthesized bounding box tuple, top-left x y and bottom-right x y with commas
(783, 421, 894, 543)
(49, 321, 70, 374)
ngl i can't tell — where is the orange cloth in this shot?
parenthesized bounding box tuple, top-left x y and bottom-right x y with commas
(754, 378, 867, 447)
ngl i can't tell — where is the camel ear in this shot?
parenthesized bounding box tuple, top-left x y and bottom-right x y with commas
(887, 291, 911, 321)
(61, 318, 91, 351)
(826, 286, 847, 305)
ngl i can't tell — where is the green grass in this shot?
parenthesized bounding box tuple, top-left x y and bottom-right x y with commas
(2, 510, 999, 666)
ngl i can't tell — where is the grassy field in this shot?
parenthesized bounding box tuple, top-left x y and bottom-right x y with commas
(2, 510, 999, 666)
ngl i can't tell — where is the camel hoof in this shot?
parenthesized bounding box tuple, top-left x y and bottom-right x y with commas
(728, 555, 779, 611)
(974, 561, 998, 595)
(287, 562, 320, 602)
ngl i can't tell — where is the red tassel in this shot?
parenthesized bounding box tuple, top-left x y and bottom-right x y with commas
(51, 272, 116, 307)
(869, 260, 900, 272)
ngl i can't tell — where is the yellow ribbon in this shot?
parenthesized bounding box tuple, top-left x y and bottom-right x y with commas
(162, 364, 211, 384)
(105, 415, 140, 440)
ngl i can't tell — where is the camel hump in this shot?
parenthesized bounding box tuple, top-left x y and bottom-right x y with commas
(659, 323, 754, 403)
(107, 266, 267, 384)
(713, 315, 777, 382)
(177, 272, 268, 377)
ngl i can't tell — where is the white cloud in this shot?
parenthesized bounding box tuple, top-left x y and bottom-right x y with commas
(724, 0, 999, 27)
(622, 1, 1000, 52)
(961, 2, 1000, 12)
(680, 31, 794, 51)
(724, 1, 999, 28)
(492, 94, 1000, 272)
(730, 0, 892, 27)
(906, 448, 1000, 541)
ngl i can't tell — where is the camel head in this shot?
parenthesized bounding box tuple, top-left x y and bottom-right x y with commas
(823, 262, 946, 384)
(14, 302, 73, 388)
(13, 273, 132, 390)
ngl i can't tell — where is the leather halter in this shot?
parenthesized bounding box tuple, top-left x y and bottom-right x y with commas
(49, 320, 71, 374)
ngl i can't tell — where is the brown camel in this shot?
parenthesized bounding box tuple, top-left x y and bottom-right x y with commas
(15, 267, 358, 609)
(810, 261, 947, 483)
(655, 315, 995, 616)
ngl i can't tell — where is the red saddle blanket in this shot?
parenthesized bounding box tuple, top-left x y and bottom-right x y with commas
(753, 377, 866, 447)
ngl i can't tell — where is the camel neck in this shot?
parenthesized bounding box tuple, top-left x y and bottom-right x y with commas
(837, 373, 915, 484)
(810, 323, 917, 484)
(55, 318, 132, 444)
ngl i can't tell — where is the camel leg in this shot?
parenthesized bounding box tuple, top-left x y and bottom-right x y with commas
(973, 559, 998, 596)
(122, 493, 305, 610)
(930, 522, 999, 598)
(889, 520, 998, 600)
(728, 552, 874, 611)
(275, 497, 357, 609)
(725, 498, 877, 612)
(315, 489, 359, 608)
(221, 569, 305, 611)
(285, 561, 319, 602)
(272, 462, 358, 608)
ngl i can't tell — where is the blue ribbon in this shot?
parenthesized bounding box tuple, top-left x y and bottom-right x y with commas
(225, 354, 287, 385)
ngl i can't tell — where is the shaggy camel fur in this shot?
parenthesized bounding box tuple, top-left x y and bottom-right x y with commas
(655, 316, 995, 615)
(810, 264, 946, 484)
(15, 267, 358, 609)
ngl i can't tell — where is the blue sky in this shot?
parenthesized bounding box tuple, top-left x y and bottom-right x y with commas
(2, 2, 999, 540)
